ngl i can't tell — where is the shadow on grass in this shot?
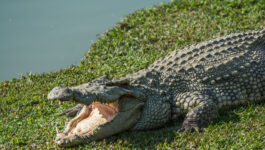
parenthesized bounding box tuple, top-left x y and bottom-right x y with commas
(87, 110, 244, 149)
(215, 102, 265, 125)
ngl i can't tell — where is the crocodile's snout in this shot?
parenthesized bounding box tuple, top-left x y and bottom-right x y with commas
(47, 86, 73, 101)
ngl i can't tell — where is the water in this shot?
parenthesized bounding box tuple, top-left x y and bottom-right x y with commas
(0, 0, 171, 81)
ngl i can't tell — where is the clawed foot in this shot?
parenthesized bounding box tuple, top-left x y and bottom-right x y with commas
(60, 104, 84, 117)
(178, 121, 202, 132)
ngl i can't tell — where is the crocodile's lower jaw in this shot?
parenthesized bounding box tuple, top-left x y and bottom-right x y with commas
(55, 97, 144, 147)
(55, 102, 118, 146)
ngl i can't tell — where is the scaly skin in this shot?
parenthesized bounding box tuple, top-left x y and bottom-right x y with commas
(48, 28, 265, 147)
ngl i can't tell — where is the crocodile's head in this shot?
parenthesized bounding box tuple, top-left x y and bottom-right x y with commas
(48, 85, 145, 147)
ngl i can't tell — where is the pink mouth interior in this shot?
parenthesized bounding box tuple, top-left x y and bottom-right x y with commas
(63, 102, 119, 137)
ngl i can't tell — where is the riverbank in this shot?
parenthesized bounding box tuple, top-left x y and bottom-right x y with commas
(1, 0, 265, 149)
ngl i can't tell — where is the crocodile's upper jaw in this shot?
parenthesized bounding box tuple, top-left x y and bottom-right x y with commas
(55, 97, 144, 147)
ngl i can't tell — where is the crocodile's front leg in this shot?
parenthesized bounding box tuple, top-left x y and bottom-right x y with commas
(175, 92, 219, 132)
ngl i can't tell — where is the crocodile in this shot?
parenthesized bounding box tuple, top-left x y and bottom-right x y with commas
(48, 29, 265, 147)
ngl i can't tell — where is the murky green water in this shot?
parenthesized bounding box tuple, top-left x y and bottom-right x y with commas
(0, 0, 171, 81)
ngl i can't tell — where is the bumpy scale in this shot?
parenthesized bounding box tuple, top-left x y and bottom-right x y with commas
(48, 29, 265, 147)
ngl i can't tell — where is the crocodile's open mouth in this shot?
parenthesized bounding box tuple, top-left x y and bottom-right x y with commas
(55, 97, 144, 147)
(57, 102, 118, 139)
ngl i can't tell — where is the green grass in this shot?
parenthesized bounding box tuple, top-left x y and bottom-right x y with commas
(1, 0, 265, 149)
